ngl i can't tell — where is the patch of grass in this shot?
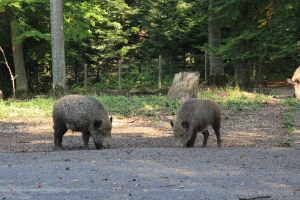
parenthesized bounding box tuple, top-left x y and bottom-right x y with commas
(0, 94, 180, 119)
(0, 97, 55, 119)
(95, 94, 180, 118)
(281, 98, 299, 133)
(284, 113, 296, 133)
(280, 138, 294, 147)
(198, 86, 273, 113)
(164, 99, 181, 115)
(0, 87, 295, 120)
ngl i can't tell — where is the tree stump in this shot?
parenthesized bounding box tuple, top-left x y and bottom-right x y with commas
(167, 72, 200, 103)
(287, 66, 300, 99)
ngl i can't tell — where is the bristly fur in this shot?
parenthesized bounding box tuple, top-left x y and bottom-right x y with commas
(170, 98, 221, 148)
(52, 95, 112, 150)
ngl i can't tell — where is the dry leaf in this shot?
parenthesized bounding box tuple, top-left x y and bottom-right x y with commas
(114, 186, 124, 190)
(10, 189, 16, 195)
(38, 183, 43, 188)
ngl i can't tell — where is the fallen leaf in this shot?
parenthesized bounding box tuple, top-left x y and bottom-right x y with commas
(179, 185, 186, 188)
(73, 179, 79, 182)
(293, 188, 300, 191)
(38, 183, 43, 188)
(10, 189, 16, 195)
(58, 176, 62, 179)
(114, 186, 124, 190)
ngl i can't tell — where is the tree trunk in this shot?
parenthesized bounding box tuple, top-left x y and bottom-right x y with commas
(50, 0, 66, 93)
(235, 62, 251, 89)
(167, 72, 200, 104)
(10, 15, 28, 97)
(234, 7, 251, 89)
(258, 58, 262, 86)
(208, 0, 227, 87)
(234, 43, 251, 89)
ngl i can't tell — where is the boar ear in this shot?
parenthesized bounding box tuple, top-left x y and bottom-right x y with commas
(170, 120, 174, 128)
(94, 120, 102, 128)
(181, 121, 189, 129)
(109, 117, 113, 123)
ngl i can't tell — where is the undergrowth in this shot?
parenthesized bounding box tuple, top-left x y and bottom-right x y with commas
(282, 98, 299, 133)
(0, 87, 296, 121)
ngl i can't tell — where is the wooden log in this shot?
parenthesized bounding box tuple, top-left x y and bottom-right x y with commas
(167, 72, 200, 103)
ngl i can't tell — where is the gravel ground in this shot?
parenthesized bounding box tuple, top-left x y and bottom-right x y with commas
(1, 147, 300, 200)
(1, 87, 300, 199)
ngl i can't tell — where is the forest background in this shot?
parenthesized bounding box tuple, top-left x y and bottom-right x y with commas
(0, 0, 299, 98)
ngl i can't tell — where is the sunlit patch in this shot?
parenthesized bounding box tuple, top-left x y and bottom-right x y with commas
(30, 140, 52, 144)
(113, 126, 172, 138)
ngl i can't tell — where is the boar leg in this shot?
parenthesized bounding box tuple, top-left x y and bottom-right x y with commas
(214, 128, 222, 147)
(202, 130, 209, 147)
(54, 126, 68, 149)
(82, 131, 90, 150)
(186, 131, 197, 147)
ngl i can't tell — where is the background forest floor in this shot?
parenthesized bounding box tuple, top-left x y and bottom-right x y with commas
(0, 86, 299, 152)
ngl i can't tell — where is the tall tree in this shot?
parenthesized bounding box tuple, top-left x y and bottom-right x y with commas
(11, 15, 28, 96)
(208, 0, 227, 86)
(217, 0, 299, 87)
(50, 0, 66, 91)
(234, 5, 251, 89)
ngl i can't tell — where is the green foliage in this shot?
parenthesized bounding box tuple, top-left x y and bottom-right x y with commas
(1, 0, 300, 96)
(284, 112, 296, 133)
(281, 98, 299, 133)
(216, 0, 299, 73)
(131, 0, 208, 57)
(165, 99, 181, 115)
(281, 138, 294, 147)
(198, 86, 273, 112)
(282, 98, 299, 108)
(93, 75, 119, 90)
(70, 83, 86, 93)
(0, 87, 297, 123)
(0, 97, 55, 119)
(95, 94, 177, 118)
(0, 93, 178, 119)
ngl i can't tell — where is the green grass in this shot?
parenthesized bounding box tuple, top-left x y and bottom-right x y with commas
(281, 98, 299, 133)
(0, 97, 55, 119)
(198, 86, 273, 112)
(0, 87, 297, 120)
(94, 94, 180, 118)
